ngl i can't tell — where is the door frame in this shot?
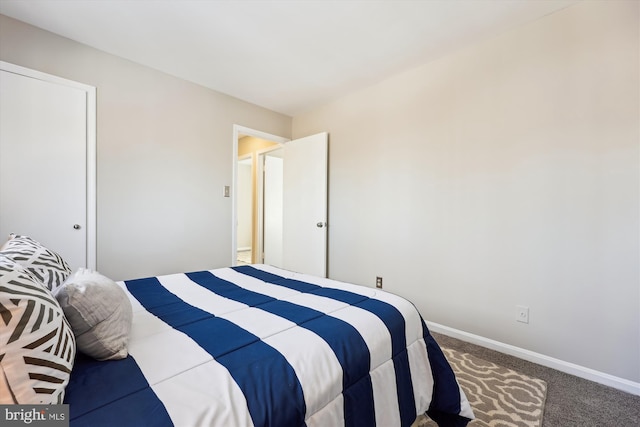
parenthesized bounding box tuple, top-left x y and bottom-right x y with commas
(0, 61, 96, 269)
(231, 125, 288, 266)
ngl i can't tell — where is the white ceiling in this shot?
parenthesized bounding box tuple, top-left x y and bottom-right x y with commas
(0, 0, 578, 116)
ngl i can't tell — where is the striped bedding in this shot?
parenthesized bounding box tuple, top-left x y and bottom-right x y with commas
(64, 264, 473, 426)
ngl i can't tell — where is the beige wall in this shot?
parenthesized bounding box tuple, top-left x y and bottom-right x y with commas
(293, 0, 639, 383)
(0, 14, 292, 281)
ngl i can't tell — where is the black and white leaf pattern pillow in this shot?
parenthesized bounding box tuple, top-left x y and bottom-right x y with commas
(1, 235, 72, 292)
(0, 254, 76, 404)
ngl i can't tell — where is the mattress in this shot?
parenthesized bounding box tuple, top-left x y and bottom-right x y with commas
(64, 264, 473, 426)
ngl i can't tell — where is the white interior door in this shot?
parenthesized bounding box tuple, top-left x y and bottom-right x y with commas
(263, 152, 283, 267)
(282, 132, 328, 277)
(0, 63, 96, 270)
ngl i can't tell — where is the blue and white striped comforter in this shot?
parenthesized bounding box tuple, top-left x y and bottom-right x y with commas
(65, 265, 473, 426)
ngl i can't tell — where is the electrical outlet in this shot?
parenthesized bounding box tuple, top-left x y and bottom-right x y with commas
(376, 277, 383, 289)
(516, 305, 529, 324)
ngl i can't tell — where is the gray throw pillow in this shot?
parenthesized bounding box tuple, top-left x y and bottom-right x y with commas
(55, 268, 133, 361)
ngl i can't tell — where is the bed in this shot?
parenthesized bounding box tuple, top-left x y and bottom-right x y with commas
(1, 235, 473, 426)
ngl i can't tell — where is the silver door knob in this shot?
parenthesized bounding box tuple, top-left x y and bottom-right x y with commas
(73, 224, 81, 230)
(316, 222, 325, 228)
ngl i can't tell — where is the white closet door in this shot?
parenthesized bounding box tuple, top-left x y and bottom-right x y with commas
(0, 65, 93, 270)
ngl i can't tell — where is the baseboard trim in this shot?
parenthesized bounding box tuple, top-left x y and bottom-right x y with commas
(426, 321, 640, 396)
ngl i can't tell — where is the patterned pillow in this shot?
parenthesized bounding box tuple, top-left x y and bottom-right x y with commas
(0, 255, 76, 404)
(1, 234, 72, 292)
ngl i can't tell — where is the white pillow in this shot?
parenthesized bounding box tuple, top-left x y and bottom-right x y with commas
(55, 268, 133, 361)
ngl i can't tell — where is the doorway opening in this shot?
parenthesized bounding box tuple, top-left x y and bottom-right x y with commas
(232, 125, 289, 266)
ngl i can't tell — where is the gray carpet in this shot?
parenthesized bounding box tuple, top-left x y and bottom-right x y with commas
(430, 332, 640, 426)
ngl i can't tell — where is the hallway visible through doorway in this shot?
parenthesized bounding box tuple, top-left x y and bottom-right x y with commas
(237, 249, 251, 265)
